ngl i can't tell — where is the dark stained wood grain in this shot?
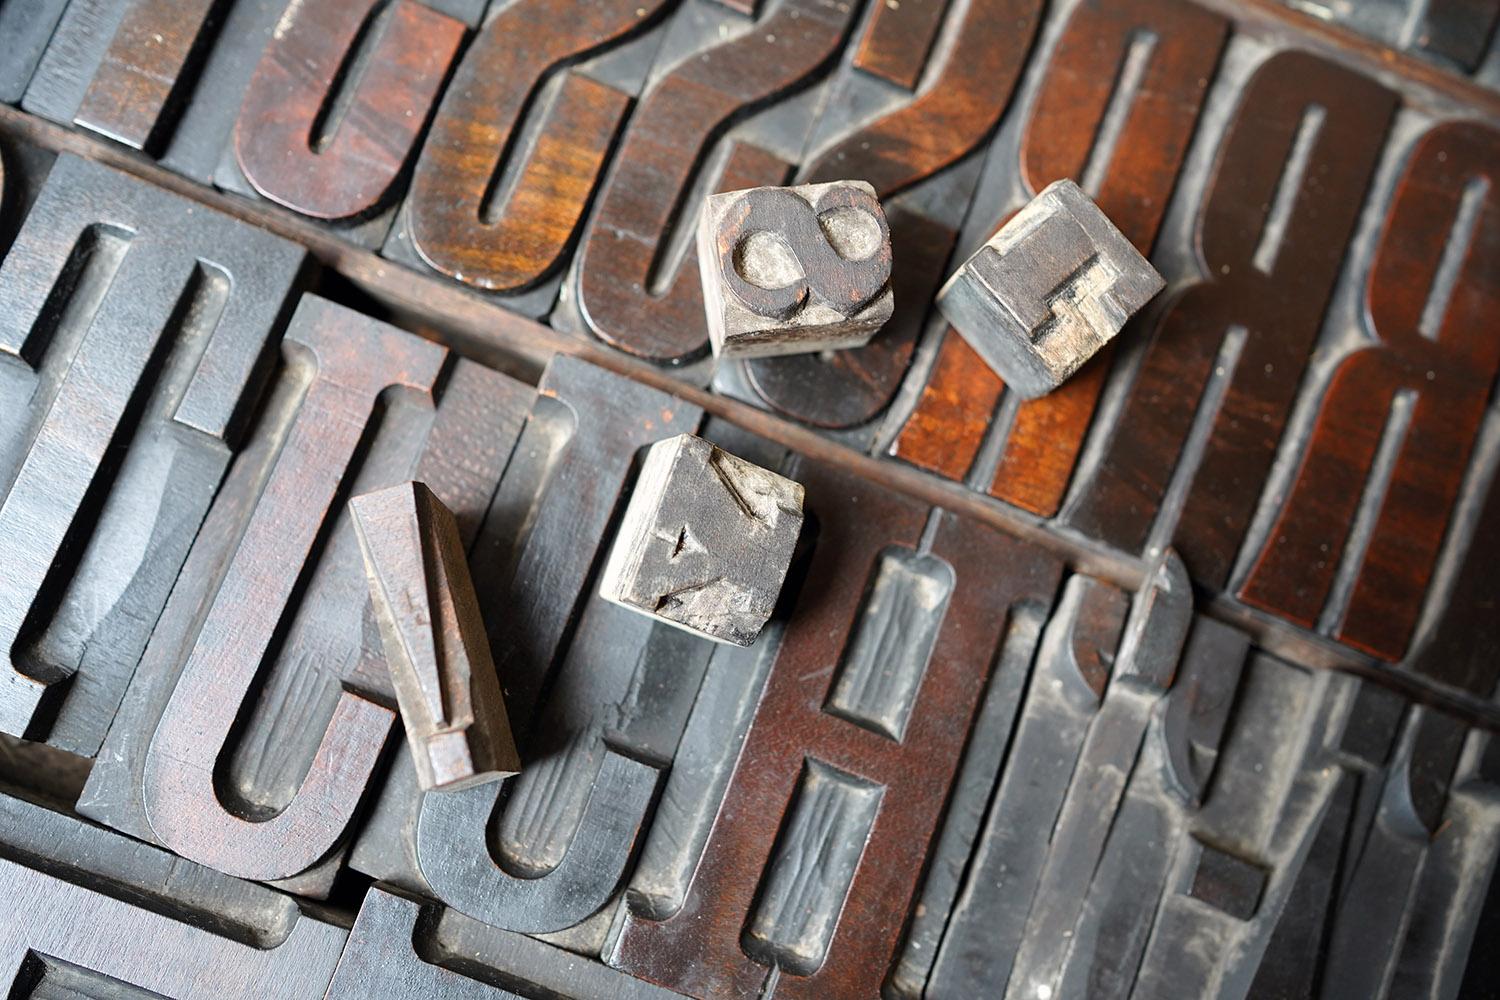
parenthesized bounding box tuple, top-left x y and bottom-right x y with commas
(889, 331, 999, 482)
(1065, 50, 1398, 587)
(1240, 119, 1500, 660)
(0, 154, 303, 750)
(892, 0, 1226, 515)
(406, 0, 659, 291)
(72, 0, 226, 151)
(575, 0, 857, 363)
(743, 0, 1040, 428)
(138, 296, 445, 881)
(851, 0, 949, 91)
(611, 458, 1061, 998)
(234, 0, 465, 221)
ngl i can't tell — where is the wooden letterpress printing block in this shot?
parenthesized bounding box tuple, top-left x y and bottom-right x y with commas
(697, 181, 893, 360)
(350, 481, 520, 792)
(77, 296, 534, 892)
(935, 178, 1163, 400)
(600, 433, 804, 644)
(0, 792, 347, 997)
(0, 154, 304, 750)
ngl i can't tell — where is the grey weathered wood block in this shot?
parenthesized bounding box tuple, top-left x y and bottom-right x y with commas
(936, 179, 1164, 399)
(350, 481, 520, 792)
(600, 434, 804, 646)
(697, 180, 894, 359)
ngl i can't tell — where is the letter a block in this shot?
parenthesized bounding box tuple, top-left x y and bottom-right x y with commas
(936, 179, 1164, 398)
(600, 435, 804, 646)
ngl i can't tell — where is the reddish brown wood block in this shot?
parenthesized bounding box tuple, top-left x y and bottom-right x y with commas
(140, 297, 447, 881)
(1240, 120, 1500, 660)
(1065, 51, 1397, 586)
(891, 0, 1225, 515)
(234, 0, 465, 220)
(407, 0, 657, 291)
(852, 0, 949, 91)
(609, 459, 1061, 997)
(73, 0, 224, 151)
(889, 332, 1000, 482)
(575, 0, 856, 363)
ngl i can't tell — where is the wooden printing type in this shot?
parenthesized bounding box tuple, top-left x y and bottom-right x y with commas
(1303, 467, 1500, 996)
(992, 551, 1191, 999)
(398, 0, 664, 296)
(574, 0, 860, 364)
(0, 154, 303, 749)
(0, 791, 346, 998)
(138, 295, 442, 881)
(405, 359, 705, 933)
(889, 0, 1227, 514)
(1240, 119, 1500, 660)
(78, 296, 532, 890)
(739, 0, 1043, 430)
(70, 0, 229, 151)
(350, 481, 521, 792)
(598, 433, 804, 644)
(697, 181, 893, 359)
(327, 887, 689, 999)
(22, 0, 226, 153)
(0, 0, 70, 103)
(1064, 51, 1399, 589)
(608, 458, 1063, 998)
(925, 574, 1130, 996)
(934, 178, 1163, 399)
(1027, 621, 1251, 1000)
(230, 0, 466, 222)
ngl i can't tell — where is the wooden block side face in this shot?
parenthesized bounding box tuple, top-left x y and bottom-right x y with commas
(601, 433, 804, 645)
(699, 181, 895, 359)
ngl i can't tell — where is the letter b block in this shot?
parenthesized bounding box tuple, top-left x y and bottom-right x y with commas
(936, 179, 1163, 399)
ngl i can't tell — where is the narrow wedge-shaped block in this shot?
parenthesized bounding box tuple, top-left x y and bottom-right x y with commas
(601, 435, 804, 646)
(936, 179, 1163, 398)
(351, 481, 520, 791)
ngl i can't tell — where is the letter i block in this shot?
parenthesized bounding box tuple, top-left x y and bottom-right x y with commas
(698, 180, 894, 359)
(936, 179, 1164, 399)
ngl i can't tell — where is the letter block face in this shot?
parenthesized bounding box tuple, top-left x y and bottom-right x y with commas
(937, 178, 1163, 399)
(600, 434, 804, 646)
(697, 181, 894, 360)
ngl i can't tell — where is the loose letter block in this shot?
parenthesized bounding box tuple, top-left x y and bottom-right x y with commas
(351, 481, 520, 792)
(697, 180, 894, 359)
(936, 179, 1163, 398)
(600, 435, 804, 646)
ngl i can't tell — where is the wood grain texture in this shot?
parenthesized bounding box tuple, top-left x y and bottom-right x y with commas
(0, 154, 303, 749)
(72, 0, 226, 151)
(1065, 50, 1399, 587)
(139, 296, 444, 881)
(893, 0, 1226, 514)
(610, 458, 1061, 998)
(1240, 119, 1500, 660)
(743, 0, 1039, 429)
(575, 0, 856, 363)
(406, 0, 657, 291)
(234, 0, 465, 220)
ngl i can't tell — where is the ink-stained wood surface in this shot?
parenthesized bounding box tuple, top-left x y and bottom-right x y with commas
(0, 0, 1497, 997)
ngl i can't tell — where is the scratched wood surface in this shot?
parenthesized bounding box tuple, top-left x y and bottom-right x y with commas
(0, 0, 1496, 997)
